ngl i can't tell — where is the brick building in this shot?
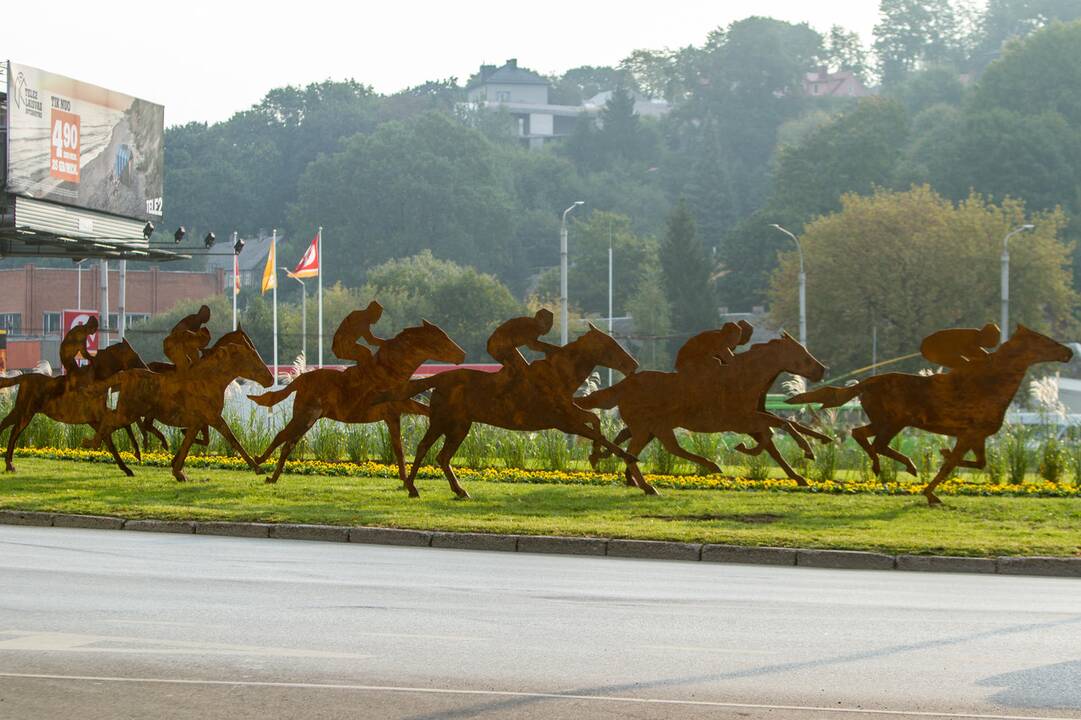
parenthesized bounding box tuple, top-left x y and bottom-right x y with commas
(0, 263, 224, 369)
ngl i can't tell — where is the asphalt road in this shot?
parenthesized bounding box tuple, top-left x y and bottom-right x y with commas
(0, 525, 1079, 720)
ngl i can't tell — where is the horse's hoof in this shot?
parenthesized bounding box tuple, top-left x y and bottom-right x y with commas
(264, 476, 278, 484)
(706, 463, 722, 475)
(174, 476, 187, 483)
(924, 492, 942, 506)
(794, 478, 809, 487)
(408, 490, 420, 498)
(123, 468, 134, 477)
(642, 485, 660, 496)
(454, 490, 471, 499)
(5, 466, 15, 473)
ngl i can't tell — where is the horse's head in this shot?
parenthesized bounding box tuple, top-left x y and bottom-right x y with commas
(219, 326, 272, 387)
(1009, 325, 1073, 365)
(778, 331, 826, 382)
(106, 339, 147, 371)
(582, 323, 638, 376)
(412, 320, 467, 365)
(211, 325, 254, 351)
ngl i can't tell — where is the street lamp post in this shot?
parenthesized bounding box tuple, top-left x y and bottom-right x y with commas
(770, 224, 806, 348)
(283, 268, 306, 362)
(1001, 224, 1034, 343)
(560, 201, 584, 346)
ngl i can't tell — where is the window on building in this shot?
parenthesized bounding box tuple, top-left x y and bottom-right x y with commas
(127, 313, 150, 326)
(495, 90, 511, 102)
(0, 314, 21, 334)
(42, 312, 62, 336)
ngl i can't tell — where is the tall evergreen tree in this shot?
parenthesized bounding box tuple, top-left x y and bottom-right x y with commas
(660, 200, 718, 344)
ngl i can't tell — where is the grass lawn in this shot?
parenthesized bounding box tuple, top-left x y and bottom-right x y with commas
(2, 457, 1080, 557)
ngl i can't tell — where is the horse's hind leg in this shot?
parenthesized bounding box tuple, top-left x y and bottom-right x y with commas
(622, 432, 657, 494)
(872, 429, 917, 476)
(851, 425, 879, 475)
(123, 424, 142, 462)
(654, 428, 721, 475)
(788, 419, 832, 445)
(922, 437, 972, 505)
(102, 431, 134, 477)
(3, 412, 31, 473)
(436, 422, 472, 499)
(385, 416, 407, 487)
(940, 437, 987, 469)
(405, 422, 443, 498)
(264, 414, 318, 484)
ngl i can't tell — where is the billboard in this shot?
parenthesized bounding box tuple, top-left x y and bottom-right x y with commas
(62, 309, 99, 359)
(5, 62, 164, 222)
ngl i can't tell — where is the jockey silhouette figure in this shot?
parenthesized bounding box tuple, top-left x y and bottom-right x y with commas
(333, 300, 386, 368)
(487, 308, 560, 373)
(920, 323, 1000, 371)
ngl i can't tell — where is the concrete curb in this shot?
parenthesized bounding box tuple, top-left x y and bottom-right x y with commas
(702, 544, 796, 566)
(197, 521, 270, 538)
(607, 539, 702, 561)
(797, 549, 896, 571)
(517, 535, 608, 556)
(2, 510, 1079, 578)
(430, 531, 518, 552)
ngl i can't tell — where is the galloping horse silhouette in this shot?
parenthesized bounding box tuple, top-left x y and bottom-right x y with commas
(578, 332, 827, 486)
(788, 325, 1072, 504)
(394, 324, 642, 498)
(250, 321, 466, 485)
(87, 328, 273, 482)
(1, 340, 148, 474)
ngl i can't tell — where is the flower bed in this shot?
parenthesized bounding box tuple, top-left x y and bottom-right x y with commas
(15, 447, 1081, 498)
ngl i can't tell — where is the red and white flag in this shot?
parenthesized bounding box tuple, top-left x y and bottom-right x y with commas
(233, 254, 240, 295)
(291, 233, 320, 279)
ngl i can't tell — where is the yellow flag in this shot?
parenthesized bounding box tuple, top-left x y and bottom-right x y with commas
(261, 236, 277, 294)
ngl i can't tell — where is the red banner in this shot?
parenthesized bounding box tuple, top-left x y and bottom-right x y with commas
(292, 233, 319, 279)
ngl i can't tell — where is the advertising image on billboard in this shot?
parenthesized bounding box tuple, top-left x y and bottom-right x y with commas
(5, 62, 164, 222)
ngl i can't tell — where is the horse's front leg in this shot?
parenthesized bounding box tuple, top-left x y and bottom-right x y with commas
(211, 415, 258, 470)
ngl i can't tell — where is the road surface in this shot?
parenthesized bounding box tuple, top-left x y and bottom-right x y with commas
(0, 524, 1078, 719)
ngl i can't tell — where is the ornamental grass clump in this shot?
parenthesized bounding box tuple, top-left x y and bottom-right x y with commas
(537, 429, 570, 471)
(1038, 435, 1067, 484)
(344, 425, 372, 463)
(1003, 424, 1031, 485)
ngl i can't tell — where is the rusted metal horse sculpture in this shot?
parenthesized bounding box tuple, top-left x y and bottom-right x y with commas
(86, 328, 273, 482)
(394, 323, 643, 498)
(1, 340, 148, 474)
(578, 332, 827, 486)
(250, 320, 466, 485)
(788, 325, 1072, 504)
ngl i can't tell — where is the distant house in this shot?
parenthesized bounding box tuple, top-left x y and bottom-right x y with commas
(205, 232, 277, 291)
(467, 59, 670, 149)
(583, 90, 671, 120)
(802, 68, 871, 98)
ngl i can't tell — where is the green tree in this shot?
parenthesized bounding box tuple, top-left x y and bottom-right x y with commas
(874, 0, 965, 87)
(768, 186, 1077, 373)
(660, 200, 717, 342)
(824, 25, 871, 81)
(626, 264, 672, 370)
(771, 98, 910, 219)
(360, 251, 523, 360)
(288, 113, 518, 288)
(533, 211, 658, 317)
(974, 0, 1081, 69)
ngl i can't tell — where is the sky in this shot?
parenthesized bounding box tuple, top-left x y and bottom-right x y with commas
(4, 0, 894, 127)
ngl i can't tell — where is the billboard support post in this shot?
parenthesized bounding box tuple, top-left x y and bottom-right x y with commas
(318, 226, 323, 368)
(99, 260, 109, 347)
(118, 260, 127, 341)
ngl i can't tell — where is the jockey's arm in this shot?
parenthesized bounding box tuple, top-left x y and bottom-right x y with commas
(526, 338, 561, 356)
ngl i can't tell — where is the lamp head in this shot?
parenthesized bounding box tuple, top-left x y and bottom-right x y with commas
(203, 232, 216, 249)
(142, 222, 155, 240)
(174, 226, 186, 244)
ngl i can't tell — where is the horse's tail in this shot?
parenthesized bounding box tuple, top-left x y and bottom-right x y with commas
(576, 384, 621, 410)
(0, 375, 28, 390)
(249, 384, 297, 407)
(786, 383, 861, 408)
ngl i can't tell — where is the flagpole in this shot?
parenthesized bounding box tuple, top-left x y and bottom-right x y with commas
(272, 228, 278, 386)
(317, 226, 324, 368)
(232, 232, 238, 331)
